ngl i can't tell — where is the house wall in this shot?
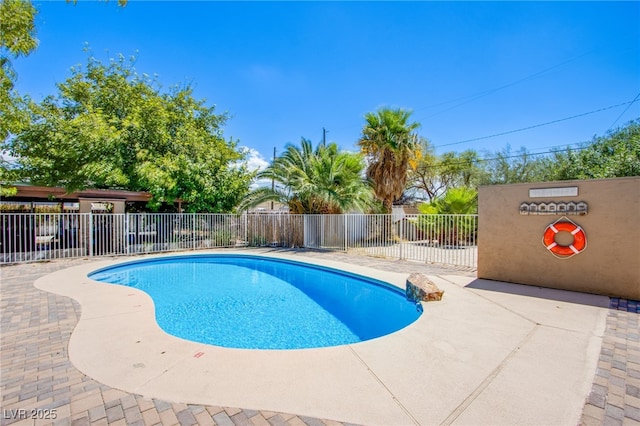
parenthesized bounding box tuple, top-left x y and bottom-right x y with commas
(478, 177, 640, 300)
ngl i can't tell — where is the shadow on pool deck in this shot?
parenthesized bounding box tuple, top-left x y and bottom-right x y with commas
(464, 278, 611, 308)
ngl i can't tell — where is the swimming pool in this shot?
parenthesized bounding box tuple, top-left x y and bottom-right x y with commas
(89, 254, 422, 349)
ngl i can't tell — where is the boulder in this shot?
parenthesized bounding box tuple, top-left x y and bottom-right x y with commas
(406, 273, 444, 302)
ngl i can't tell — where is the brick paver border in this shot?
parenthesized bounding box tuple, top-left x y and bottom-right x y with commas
(580, 298, 640, 425)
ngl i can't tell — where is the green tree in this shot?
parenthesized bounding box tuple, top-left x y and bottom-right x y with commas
(358, 107, 421, 213)
(478, 145, 549, 185)
(416, 187, 478, 246)
(407, 141, 481, 202)
(418, 187, 478, 215)
(240, 138, 374, 214)
(545, 119, 640, 180)
(4, 54, 253, 212)
(1, 0, 128, 193)
(0, 0, 37, 142)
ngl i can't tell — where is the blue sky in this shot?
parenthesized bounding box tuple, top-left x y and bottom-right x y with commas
(13, 1, 640, 170)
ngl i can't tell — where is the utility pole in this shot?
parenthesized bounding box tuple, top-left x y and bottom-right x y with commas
(322, 127, 328, 146)
(271, 147, 276, 211)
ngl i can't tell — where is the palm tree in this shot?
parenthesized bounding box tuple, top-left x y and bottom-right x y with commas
(357, 107, 421, 213)
(239, 138, 373, 214)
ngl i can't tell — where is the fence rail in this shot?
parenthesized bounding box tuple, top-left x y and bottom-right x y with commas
(0, 213, 477, 268)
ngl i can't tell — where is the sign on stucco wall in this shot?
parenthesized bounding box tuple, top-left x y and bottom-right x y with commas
(519, 201, 588, 215)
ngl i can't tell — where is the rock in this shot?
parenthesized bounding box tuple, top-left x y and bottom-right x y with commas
(406, 273, 444, 302)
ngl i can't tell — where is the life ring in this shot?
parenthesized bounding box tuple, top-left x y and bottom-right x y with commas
(542, 220, 586, 258)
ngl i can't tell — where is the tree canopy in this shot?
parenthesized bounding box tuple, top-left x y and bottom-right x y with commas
(406, 119, 639, 213)
(3, 55, 253, 212)
(418, 187, 478, 215)
(476, 145, 550, 185)
(407, 142, 480, 203)
(0, 0, 38, 143)
(240, 138, 374, 214)
(544, 119, 640, 180)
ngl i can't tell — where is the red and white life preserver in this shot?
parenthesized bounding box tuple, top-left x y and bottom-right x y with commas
(542, 219, 586, 258)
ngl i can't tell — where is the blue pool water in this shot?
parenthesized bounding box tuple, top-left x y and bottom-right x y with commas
(89, 255, 422, 350)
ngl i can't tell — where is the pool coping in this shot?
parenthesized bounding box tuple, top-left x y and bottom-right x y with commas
(34, 248, 609, 425)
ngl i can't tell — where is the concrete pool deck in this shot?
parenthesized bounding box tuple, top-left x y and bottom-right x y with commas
(1, 248, 639, 425)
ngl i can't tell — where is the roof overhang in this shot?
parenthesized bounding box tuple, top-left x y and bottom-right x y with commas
(4, 185, 153, 202)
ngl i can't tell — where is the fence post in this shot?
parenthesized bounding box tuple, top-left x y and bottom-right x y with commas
(192, 213, 196, 251)
(399, 217, 404, 260)
(343, 214, 348, 252)
(124, 213, 130, 255)
(88, 213, 94, 258)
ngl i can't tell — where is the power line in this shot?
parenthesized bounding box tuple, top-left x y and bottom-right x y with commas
(433, 99, 639, 149)
(417, 50, 598, 119)
(329, 49, 600, 135)
(606, 91, 640, 132)
(416, 144, 592, 171)
(477, 145, 589, 163)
